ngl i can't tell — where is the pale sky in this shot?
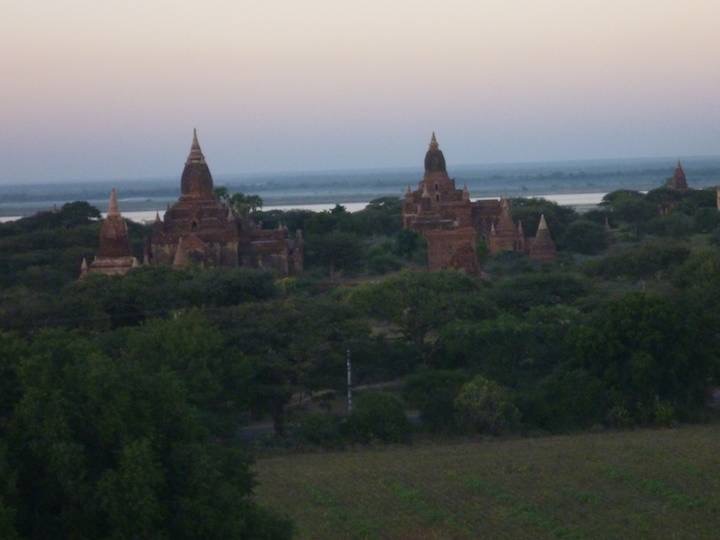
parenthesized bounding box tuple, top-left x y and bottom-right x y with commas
(1, 0, 719, 183)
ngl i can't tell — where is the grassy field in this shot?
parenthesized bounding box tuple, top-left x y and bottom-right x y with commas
(255, 425, 720, 539)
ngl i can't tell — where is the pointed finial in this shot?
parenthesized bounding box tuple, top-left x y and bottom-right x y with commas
(429, 131, 439, 150)
(132, 257, 140, 268)
(538, 214, 548, 231)
(187, 128, 205, 164)
(490, 221, 496, 234)
(154, 211, 161, 223)
(422, 183, 430, 198)
(81, 257, 88, 271)
(517, 220, 524, 235)
(108, 188, 120, 216)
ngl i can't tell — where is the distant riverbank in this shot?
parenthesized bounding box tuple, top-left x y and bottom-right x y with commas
(2, 155, 718, 222)
(0, 192, 608, 224)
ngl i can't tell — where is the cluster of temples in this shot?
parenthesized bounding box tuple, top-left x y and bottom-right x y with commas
(81, 130, 303, 278)
(402, 134, 557, 273)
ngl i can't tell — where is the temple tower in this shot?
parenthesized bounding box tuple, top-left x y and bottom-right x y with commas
(149, 129, 302, 274)
(488, 199, 521, 254)
(528, 214, 557, 262)
(81, 189, 139, 278)
(667, 161, 689, 190)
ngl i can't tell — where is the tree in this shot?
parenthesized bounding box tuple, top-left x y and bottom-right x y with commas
(214, 187, 263, 217)
(394, 229, 422, 259)
(305, 231, 365, 278)
(562, 220, 607, 254)
(571, 293, 718, 423)
(209, 296, 370, 434)
(601, 190, 657, 237)
(349, 270, 494, 360)
(3, 327, 291, 539)
(510, 198, 578, 240)
(347, 392, 411, 443)
(403, 370, 468, 432)
(454, 376, 520, 435)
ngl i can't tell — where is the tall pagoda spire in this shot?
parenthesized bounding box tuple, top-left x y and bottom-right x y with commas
(668, 160, 688, 190)
(108, 188, 120, 216)
(187, 128, 206, 164)
(424, 131, 447, 174)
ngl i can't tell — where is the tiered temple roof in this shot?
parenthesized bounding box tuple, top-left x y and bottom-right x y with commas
(402, 133, 558, 271)
(149, 130, 303, 274)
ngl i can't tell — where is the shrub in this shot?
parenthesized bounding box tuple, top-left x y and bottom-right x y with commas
(295, 413, 345, 449)
(644, 213, 693, 238)
(490, 272, 588, 312)
(522, 368, 606, 431)
(606, 405, 634, 428)
(347, 392, 411, 443)
(583, 241, 690, 280)
(693, 207, 720, 233)
(403, 370, 468, 432)
(367, 251, 403, 275)
(454, 376, 520, 435)
(654, 400, 676, 427)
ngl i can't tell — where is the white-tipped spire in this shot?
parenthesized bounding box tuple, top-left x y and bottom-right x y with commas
(538, 214, 548, 231)
(422, 183, 430, 198)
(108, 188, 120, 216)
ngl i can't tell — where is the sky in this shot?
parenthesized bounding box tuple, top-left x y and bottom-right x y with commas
(1, 0, 719, 183)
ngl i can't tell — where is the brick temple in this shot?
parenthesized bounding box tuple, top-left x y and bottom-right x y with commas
(82, 130, 303, 278)
(402, 133, 557, 273)
(149, 130, 303, 273)
(80, 188, 139, 278)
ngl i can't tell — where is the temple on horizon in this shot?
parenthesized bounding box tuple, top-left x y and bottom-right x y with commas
(402, 133, 557, 273)
(150, 130, 303, 273)
(82, 130, 303, 278)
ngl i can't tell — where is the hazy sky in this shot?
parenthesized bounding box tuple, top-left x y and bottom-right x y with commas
(1, 0, 719, 183)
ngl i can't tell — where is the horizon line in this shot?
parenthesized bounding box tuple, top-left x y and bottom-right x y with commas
(2, 153, 720, 187)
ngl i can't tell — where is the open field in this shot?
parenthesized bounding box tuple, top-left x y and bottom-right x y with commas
(255, 425, 720, 539)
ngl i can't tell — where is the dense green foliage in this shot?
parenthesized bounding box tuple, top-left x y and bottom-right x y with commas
(2, 180, 720, 536)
